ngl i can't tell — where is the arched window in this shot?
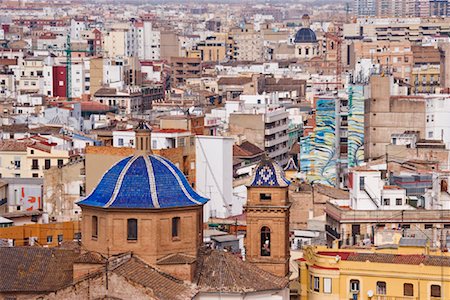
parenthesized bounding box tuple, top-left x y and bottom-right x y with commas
(260, 226, 271, 256)
(92, 216, 98, 238)
(305, 47, 309, 56)
(127, 218, 138, 240)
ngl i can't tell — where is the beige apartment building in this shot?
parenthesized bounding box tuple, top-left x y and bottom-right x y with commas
(344, 17, 450, 42)
(89, 57, 103, 96)
(102, 23, 129, 58)
(17, 57, 45, 94)
(160, 31, 180, 61)
(0, 140, 70, 178)
(229, 24, 264, 62)
(195, 33, 229, 62)
(351, 40, 413, 80)
(364, 76, 426, 160)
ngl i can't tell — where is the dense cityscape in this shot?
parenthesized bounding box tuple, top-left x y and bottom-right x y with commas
(0, 0, 449, 299)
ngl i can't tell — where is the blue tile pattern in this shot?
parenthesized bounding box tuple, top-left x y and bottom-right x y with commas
(79, 156, 132, 207)
(249, 159, 290, 187)
(78, 155, 208, 209)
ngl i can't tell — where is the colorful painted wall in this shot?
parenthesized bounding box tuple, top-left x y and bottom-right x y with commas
(347, 85, 365, 168)
(300, 98, 337, 186)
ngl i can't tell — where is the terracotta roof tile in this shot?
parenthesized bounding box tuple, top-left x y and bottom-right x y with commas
(0, 140, 31, 151)
(0, 247, 76, 293)
(156, 253, 197, 265)
(195, 249, 288, 293)
(113, 256, 196, 300)
(314, 183, 349, 199)
(75, 251, 107, 264)
(320, 251, 450, 267)
(233, 141, 264, 158)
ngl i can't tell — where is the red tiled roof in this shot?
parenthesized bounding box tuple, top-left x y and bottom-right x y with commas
(80, 101, 112, 112)
(113, 256, 196, 299)
(318, 251, 450, 267)
(0, 140, 30, 151)
(233, 141, 264, 158)
(156, 253, 197, 265)
(195, 249, 288, 293)
(0, 247, 76, 293)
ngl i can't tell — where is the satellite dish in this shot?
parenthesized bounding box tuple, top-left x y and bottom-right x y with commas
(367, 290, 374, 297)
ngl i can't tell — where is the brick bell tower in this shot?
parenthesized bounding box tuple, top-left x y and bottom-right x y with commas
(244, 157, 291, 277)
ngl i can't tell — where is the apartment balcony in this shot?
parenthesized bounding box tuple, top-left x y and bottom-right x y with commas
(325, 225, 340, 240)
(265, 123, 288, 135)
(266, 144, 288, 159)
(264, 109, 288, 123)
(265, 134, 288, 148)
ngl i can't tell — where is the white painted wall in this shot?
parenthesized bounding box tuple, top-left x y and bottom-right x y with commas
(196, 136, 234, 221)
(349, 170, 383, 210)
(425, 95, 450, 149)
(112, 131, 135, 148)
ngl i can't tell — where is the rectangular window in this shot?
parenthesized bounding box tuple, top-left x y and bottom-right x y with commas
(57, 159, 63, 167)
(92, 216, 98, 238)
(404, 283, 413, 296)
(324, 278, 332, 294)
(57, 234, 63, 243)
(45, 159, 51, 169)
(431, 285, 441, 297)
(14, 158, 21, 169)
(359, 176, 365, 191)
(260, 193, 272, 201)
(396, 198, 402, 205)
(383, 198, 390, 206)
(377, 281, 386, 295)
(313, 276, 320, 292)
(118, 138, 124, 146)
(32, 159, 39, 170)
(127, 218, 138, 240)
(172, 217, 180, 238)
(425, 224, 433, 229)
(47, 236, 53, 243)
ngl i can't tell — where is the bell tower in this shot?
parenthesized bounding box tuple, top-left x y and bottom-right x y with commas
(245, 157, 291, 277)
(135, 122, 152, 154)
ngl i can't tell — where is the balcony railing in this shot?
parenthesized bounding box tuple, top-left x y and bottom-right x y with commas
(325, 225, 340, 239)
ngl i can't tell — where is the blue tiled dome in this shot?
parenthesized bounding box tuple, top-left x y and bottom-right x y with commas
(78, 155, 208, 209)
(248, 158, 290, 188)
(294, 28, 317, 43)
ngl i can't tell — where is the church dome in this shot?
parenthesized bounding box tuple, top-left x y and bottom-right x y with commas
(248, 158, 290, 187)
(78, 155, 208, 209)
(294, 28, 317, 43)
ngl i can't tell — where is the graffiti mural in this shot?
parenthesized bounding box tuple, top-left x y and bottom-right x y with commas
(300, 98, 337, 185)
(347, 85, 365, 168)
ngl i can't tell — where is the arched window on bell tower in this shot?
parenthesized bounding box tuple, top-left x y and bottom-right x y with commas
(260, 226, 271, 256)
